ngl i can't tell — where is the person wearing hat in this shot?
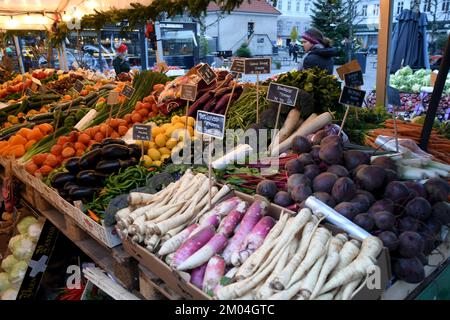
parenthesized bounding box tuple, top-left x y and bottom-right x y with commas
(299, 28, 338, 75)
(113, 43, 130, 76)
(1, 47, 15, 73)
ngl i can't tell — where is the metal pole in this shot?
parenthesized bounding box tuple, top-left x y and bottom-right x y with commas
(419, 34, 450, 151)
(97, 31, 103, 72)
(155, 21, 164, 64)
(141, 26, 149, 70)
(13, 36, 25, 74)
(375, 0, 394, 107)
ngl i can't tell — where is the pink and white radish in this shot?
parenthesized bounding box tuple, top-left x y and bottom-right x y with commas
(171, 226, 216, 268)
(158, 224, 199, 256)
(199, 197, 247, 224)
(230, 216, 276, 266)
(177, 233, 228, 271)
(190, 264, 207, 289)
(197, 214, 221, 230)
(217, 209, 245, 236)
(221, 199, 268, 265)
(203, 256, 226, 295)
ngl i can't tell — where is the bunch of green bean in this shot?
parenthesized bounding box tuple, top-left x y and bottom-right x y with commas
(225, 85, 269, 130)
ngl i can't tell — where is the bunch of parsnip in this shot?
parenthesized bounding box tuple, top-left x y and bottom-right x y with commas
(115, 169, 231, 251)
(216, 208, 383, 300)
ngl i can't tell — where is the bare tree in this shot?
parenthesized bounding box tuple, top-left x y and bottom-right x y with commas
(344, 0, 364, 61)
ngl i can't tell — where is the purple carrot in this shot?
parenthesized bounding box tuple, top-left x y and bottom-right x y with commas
(203, 255, 226, 296)
(158, 224, 199, 256)
(190, 263, 207, 289)
(171, 225, 215, 268)
(177, 233, 228, 271)
(187, 91, 213, 117)
(217, 209, 245, 237)
(221, 199, 268, 265)
(230, 216, 276, 266)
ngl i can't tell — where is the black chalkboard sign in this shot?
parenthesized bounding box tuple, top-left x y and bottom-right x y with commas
(195, 111, 226, 140)
(387, 86, 401, 106)
(121, 85, 135, 99)
(266, 83, 299, 107)
(244, 58, 271, 74)
(230, 59, 245, 73)
(133, 124, 152, 141)
(73, 80, 84, 93)
(180, 84, 197, 102)
(344, 70, 364, 87)
(198, 63, 217, 85)
(17, 220, 59, 300)
(339, 86, 366, 108)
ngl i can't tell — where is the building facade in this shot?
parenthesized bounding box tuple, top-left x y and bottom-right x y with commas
(204, 1, 281, 55)
(274, 0, 313, 47)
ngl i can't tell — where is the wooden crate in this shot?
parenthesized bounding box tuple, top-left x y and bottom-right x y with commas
(138, 265, 182, 300)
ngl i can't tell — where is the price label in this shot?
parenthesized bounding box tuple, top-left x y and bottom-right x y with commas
(230, 58, 245, 73)
(121, 85, 135, 99)
(336, 60, 361, 80)
(132, 124, 152, 141)
(266, 83, 299, 107)
(107, 91, 119, 105)
(344, 70, 364, 87)
(339, 86, 366, 108)
(195, 110, 226, 140)
(197, 63, 217, 85)
(73, 80, 84, 93)
(430, 71, 438, 87)
(180, 84, 197, 102)
(244, 58, 271, 74)
(387, 86, 401, 107)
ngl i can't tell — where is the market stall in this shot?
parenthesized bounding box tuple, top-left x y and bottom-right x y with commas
(0, 0, 449, 302)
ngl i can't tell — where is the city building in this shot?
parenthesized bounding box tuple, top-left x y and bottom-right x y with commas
(204, 0, 281, 56)
(274, 0, 313, 47)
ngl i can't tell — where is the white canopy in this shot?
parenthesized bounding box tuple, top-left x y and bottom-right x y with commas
(0, 0, 153, 30)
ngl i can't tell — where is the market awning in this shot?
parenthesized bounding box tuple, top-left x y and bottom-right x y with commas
(0, 0, 154, 30)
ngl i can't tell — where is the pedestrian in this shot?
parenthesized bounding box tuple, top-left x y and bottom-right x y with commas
(112, 43, 130, 77)
(299, 28, 338, 75)
(292, 43, 299, 63)
(1, 47, 15, 73)
(288, 43, 293, 60)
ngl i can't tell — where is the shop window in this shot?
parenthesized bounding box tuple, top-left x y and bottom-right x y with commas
(277, 0, 283, 10)
(248, 22, 255, 38)
(287, 0, 292, 11)
(304, 2, 309, 13)
(397, 1, 404, 15)
(296, 0, 300, 12)
(373, 4, 380, 16)
(442, 0, 450, 12)
(361, 4, 368, 16)
(423, 0, 431, 12)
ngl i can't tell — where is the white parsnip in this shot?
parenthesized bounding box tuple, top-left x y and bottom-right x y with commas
(268, 279, 304, 300)
(314, 293, 335, 300)
(298, 254, 326, 299)
(340, 277, 363, 300)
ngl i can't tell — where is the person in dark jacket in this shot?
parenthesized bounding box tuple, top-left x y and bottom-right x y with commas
(113, 43, 130, 76)
(299, 28, 338, 75)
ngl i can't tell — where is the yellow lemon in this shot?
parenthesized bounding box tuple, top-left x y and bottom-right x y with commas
(151, 126, 163, 136)
(174, 122, 185, 129)
(155, 134, 167, 147)
(165, 138, 178, 149)
(186, 126, 194, 137)
(171, 115, 180, 124)
(148, 141, 157, 149)
(148, 148, 161, 161)
(161, 123, 172, 131)
(178, 115, 188, 124)
(153, 160, 162, 167)
(159, 147, 171, 156)
(187, 116, 195, 127)
(142, 155, 153, 167)
(164, 125, 177, 138)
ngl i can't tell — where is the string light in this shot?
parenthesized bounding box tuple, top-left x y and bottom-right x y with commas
(85, 0, 97, 10)
(73, 9, 84, 20)
(24, 13, 33, 24)
(62, 11, 72, 22)
(7, 16, 19, 28)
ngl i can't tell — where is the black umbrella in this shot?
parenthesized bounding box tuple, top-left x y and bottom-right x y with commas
(389, 9, 430, 73)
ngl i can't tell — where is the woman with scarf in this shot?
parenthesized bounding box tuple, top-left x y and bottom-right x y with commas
(299, 28, 338, 75)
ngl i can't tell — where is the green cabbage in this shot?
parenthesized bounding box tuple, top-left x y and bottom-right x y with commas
(17, 216, 38, 235)
(8, 260, 28, 285)
(1, 255, 18, 273)
(0, 273, 10, 293)
(1, 288, 18, 300)
(10, 236, 34, 261)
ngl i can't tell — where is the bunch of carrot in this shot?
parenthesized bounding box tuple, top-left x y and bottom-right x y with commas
(0, 124, 53, 158)
(365, 119, 450, 164)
